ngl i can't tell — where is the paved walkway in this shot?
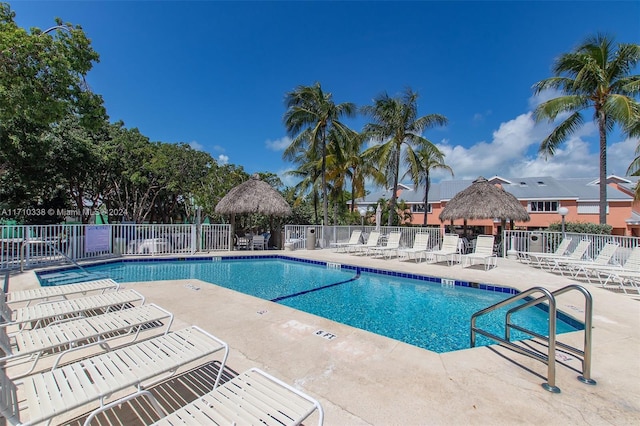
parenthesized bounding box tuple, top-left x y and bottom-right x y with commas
(7, 249, 640, 425)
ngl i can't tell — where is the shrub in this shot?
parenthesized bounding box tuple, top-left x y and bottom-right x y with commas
(548, 221, 612, 235)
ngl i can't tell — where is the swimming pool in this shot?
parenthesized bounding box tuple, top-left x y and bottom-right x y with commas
(37, 256, 582, 353)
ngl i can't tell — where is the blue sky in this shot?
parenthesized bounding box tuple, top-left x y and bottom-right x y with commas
(9, 1, 640, 188)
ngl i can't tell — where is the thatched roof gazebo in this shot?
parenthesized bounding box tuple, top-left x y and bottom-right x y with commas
(215, 174, 291, 249)
(439, 176, 530, 235)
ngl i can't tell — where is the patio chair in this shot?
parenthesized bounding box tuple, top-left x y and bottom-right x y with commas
(252, 234, 266, 250)
(555, 242, 619, 280)
(349, 231, 380, 254)
(368, 231, 402, 259)
(518, 238, 572, 267)
(0, 325, 229, 426)
(428, 234, 460, 265)
(460, 235, 497, 270)
(330, 230, 362, 253)
(398, 233, 431, 263)
(587, 246, 640, 294)
(152, 367, 324, 426)
(0, 289, 145, 331)
(546, 240, 592, 272)
(0, 303, 174, 378)
(2, 278, 119, 307)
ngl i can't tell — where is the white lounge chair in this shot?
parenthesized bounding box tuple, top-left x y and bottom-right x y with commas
(0, 303, 174, 377)
(2, 278, 119, 307)
(152, 367, 324, 426)
(349, 231, 380, 254)
(398, 233, 431, 263)
(547, 240, 592, 273)
(428, 234, 460, 265)
(0, 289, 145, 331)
(330, 230, 362, 253)
(556, 242, 619, 280)
(518, 238, 572, 267)
(368, 231, 402, 258)
(461, 235, 497, 270)
(0, 326, 229, 426)
(588, 246, 640, 294)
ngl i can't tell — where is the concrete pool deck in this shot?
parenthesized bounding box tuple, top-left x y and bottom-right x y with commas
(5, 249, 640, 425)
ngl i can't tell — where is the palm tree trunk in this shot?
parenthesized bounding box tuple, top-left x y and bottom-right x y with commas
(598, 110, 607, 225)
(423, 174, 430, 226)
(389, 145, 401, 226)
(321, 131, 329, 227)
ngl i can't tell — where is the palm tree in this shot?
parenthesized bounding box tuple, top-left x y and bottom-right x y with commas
(362, 88, 448, 226)
(628, 141, 640, 200)
(285, 150, 323, 224)
(283, 83, 356, 228)
(533, 34, 640, 224)
(326, 128, 385, 217)
(403, 144, 453, 225)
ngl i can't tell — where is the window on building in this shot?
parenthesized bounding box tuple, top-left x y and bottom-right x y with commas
(577, 202, 609, 214)
(528, 201, 559, 212)
(411, 204, 431, 213)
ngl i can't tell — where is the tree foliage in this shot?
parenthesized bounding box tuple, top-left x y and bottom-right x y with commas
(362, 88, 448, 226)
(533, 34, 640, 223)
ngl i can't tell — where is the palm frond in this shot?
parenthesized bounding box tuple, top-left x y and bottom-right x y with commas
(538, 112, 584, 158)
(533, 95, 588, 122)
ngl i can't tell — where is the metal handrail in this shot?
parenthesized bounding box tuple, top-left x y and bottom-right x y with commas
(20, 240, 94, 280)
(505, 284, 596, 386)
(471, 287, 560, 393)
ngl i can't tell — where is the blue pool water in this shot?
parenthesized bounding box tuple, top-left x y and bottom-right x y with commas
(38, 257, 581, 353)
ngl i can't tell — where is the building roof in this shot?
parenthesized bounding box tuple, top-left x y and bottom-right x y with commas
(354, 175, 637, 205)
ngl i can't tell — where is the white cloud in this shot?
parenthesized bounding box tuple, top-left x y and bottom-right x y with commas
(217, 154, 229, 165)
(434, 113, 543, 180)
(188, 140, 203, 151)
(472, 110, 492, 123)
(608, 137, 639, 176)
(265, 136, 292, 151)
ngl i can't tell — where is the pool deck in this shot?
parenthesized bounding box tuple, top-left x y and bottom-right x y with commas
(6, 249, 640, 425)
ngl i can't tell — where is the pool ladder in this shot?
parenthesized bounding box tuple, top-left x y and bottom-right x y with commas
(470, 284, 596, 393)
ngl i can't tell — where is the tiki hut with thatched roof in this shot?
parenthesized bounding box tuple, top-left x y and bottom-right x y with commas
(439, 176, 530, 235)
(215, 174, 292, 248)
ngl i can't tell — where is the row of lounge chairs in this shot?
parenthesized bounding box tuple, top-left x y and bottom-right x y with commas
(518, 238, 640, 295)
(0, 278, 324, 425)
(331, 231, 498, 270)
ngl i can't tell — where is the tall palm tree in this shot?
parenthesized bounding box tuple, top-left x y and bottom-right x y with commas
(285, 150, 323, 224)
(283, 83, 356, 228)
(403, 144, 453, 225)
(533, 34, 640, 224)
(326, 128, 385, 216)
(628, 141, 640, 200)
(362, 88, 448, 226)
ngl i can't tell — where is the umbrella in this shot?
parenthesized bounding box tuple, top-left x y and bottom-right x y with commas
(215, 174, 291, 216)
(439, 176, 530, 223)
(375, 203, 382, 232)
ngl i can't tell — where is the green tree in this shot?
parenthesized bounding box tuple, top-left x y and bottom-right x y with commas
(285, 153, 322, 225)
(44, 115, 111, 223)
(628, 141, 640, 200)
(533, 34, 640, 224)
(283, 82, 356, 228)
(402, 144, 453, 225)
(0, 3, 106, 211)
(362, 88, 448, 226)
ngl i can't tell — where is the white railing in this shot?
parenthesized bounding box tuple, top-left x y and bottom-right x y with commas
(284, 225, 443, 251)
(503, 230, 639, 265)
(3, 223, 638, 271)
(1, 223, 232, 270)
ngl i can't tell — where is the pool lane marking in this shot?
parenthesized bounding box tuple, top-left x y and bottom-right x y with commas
(270, 270, 361, 303)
